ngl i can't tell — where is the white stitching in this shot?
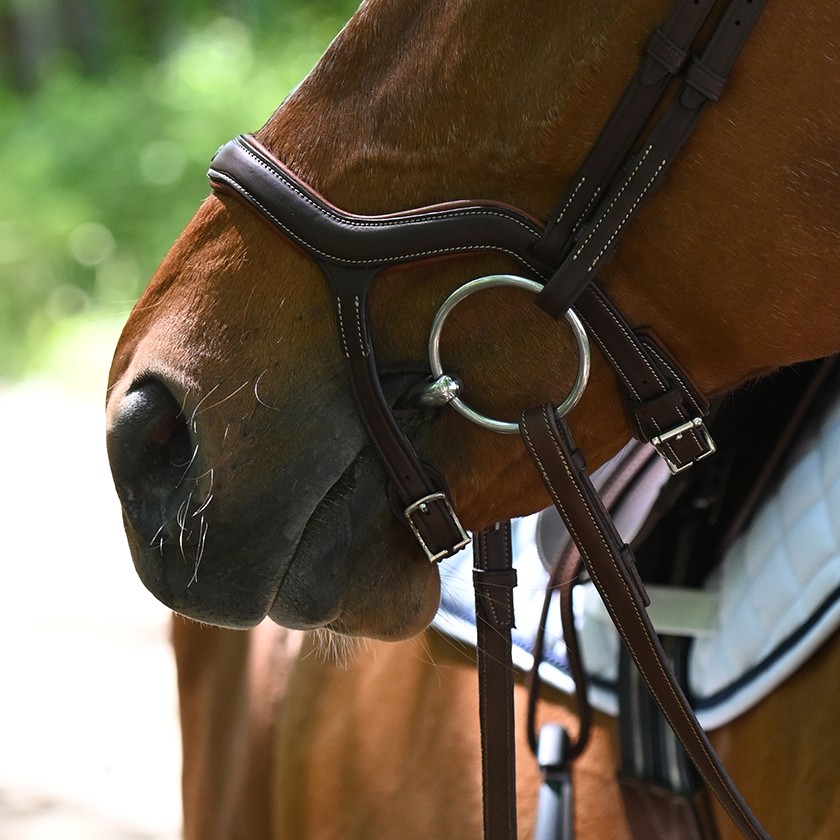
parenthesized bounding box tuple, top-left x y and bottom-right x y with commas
(646, 343, 703, 416)
(353, 296, 368, 358)
(572, 190, 602, 238)
(521, 407, 750, 823)
(234, 140, 540, 235)
(588, 158, 667, 271)
(591, 291, 665, 388)
(523, 408, 721, 771)
(211, 172, 550, 278)
(335, 298, 350, 358)
(643, 347, 706, 460)
(581, 300, 703, 465)
(578, 312, 641, 399)
(554, 176, 586, 224)
(536, 408, 754, 828)
(570, 146, 653, 262)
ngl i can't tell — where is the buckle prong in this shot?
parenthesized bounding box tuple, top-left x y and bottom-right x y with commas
(651, 417, 716, 474)
(404, 492, 471, 562)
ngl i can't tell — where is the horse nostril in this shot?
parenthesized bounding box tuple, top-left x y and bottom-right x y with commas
(107, 379, 194, 542)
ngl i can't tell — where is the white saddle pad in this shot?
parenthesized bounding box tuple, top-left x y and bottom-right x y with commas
(433, 381, 840, 730)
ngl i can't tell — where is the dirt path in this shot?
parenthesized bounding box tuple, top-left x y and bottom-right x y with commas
(0, 381, 181, 839)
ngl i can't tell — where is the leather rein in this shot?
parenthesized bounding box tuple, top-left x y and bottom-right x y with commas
(208, 0, 770, 837)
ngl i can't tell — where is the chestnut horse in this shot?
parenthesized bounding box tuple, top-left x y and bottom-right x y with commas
(106, 0, 840, 837)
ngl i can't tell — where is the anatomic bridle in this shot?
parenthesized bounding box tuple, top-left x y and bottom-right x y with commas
(208, 0, 770, 837)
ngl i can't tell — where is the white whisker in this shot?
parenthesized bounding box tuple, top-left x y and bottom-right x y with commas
(149, 522, 166, 547)
(175, 442, 200, 488)
(189, 384, 221, 425)
(177, 490, 195, 561)
(240, 286, 257, 339)
(308, 629, 361, 667)
(189, 516, 209, 587)
(254, 370, 282, 411)
(192, 469, 214, 518)
(195, 381, 249, 418)
(179, 389, 192, 418)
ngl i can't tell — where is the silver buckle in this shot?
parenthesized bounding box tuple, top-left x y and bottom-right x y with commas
(404, 492, 471, 563)
(651, 417, 716, 475)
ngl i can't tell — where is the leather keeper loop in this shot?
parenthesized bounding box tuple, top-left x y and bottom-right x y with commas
(473, 567, 518, 629)
(626, 384, 684, 440)
(681, 55, 728, 106)
(619, 545, 651, 608)
(642, 28, 688, 83)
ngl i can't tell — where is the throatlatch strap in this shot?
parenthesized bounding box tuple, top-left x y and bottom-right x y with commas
(519, 404, 770, 840)
(474, 523, 518, 840)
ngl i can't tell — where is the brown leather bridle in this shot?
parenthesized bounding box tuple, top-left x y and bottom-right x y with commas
(208, 0, 771, 837)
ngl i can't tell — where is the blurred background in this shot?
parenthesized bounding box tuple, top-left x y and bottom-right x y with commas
(0, 1, 358, 836)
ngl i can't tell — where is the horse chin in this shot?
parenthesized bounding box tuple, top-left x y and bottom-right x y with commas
(268, 448, 443, 641)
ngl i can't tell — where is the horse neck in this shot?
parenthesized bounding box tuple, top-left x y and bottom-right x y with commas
(257, 0, 839, 466)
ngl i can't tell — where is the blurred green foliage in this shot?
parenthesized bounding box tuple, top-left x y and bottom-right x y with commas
(0, 0, 359, 380)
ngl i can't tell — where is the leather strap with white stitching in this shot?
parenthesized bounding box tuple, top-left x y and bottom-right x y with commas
(473, 523, 519, 840)
(519, 404, 770, 840)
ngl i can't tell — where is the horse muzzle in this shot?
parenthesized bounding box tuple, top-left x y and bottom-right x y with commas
(106, 372, 442, 636)
(106, 376, 277, 628)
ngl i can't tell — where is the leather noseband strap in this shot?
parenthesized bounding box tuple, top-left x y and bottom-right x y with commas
(210, 134, 562, 562)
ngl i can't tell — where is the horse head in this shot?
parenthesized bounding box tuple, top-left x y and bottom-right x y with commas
(106, 0, 838, 639)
